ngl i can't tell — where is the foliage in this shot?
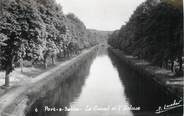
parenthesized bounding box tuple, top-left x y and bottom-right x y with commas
(0, 0, 99, 86)
(108, 0, 183, 73)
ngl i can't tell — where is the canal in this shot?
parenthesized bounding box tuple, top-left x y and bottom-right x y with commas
(26, 47, 183, 116)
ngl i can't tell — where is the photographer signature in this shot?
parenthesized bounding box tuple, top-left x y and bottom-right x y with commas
(155, 99, 183, 114)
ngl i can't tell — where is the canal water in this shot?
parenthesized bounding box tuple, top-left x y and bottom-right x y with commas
(26, 47, 183, 116)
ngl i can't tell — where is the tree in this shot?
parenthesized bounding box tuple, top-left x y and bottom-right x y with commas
(0, 33, 8, 71)
(108, 0, 183, 74)
(0, 0, 98, 87)
(0, 0, 45, 86)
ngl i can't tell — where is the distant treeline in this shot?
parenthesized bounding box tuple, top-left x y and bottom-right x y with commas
(108, 0, 183, 73)
(0, 0, 104, 86)
(87, 29, 111, 45)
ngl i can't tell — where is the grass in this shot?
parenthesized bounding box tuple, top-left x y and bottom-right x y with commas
(0, 55, 78, 96)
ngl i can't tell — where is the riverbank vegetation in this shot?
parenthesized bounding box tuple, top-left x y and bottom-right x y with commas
(108, 0, 183, 76)
(0, 0, 108, 87)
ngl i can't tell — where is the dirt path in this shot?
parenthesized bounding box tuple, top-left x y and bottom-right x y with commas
(0, 46, 98, 116)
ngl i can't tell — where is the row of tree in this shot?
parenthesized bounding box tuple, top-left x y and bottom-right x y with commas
(0, 0, 98, 87)
(87, 29, 111, 45)
(108, 0, 183, 75)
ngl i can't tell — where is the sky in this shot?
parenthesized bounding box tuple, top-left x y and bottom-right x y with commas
(56, 0, 145, 31)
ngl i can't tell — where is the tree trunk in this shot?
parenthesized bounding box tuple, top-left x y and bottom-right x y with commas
(178, 57, 182, 72)
(5, 71, 10, 87)
(165, 60, 168, 69)
(44, 58, 47, 69)
(20, 58, 23, 73)
(171, 60, 174, 72)
(63, 49, 66, 57)
(51, 56, 55, 65)
(4, 55, 15, 87)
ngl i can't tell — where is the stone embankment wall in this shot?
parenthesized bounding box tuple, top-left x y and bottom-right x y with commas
(1, 46, 99, 116)
(109, 47, 182, 99)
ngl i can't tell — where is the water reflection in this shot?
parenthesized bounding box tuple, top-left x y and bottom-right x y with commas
(96, 45, 108, 57)
(68, 55, 133, 116)
(27, 51, 97, 116)
(26, 47, 183, 116)
(108, 48, 183, 116)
